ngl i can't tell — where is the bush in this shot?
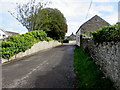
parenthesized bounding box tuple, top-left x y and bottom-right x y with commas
(80, 34, 90, 38)
(2, 41, 15, 48)
(2, 30, 53, 59)
(92, 23, 120, 43)
(46, 37, 53, 41)
(62, 39, 69, 43)
(26, 30, 47, 41)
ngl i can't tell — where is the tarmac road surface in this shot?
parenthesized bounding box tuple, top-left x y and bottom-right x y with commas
(2, 43, 76, 88)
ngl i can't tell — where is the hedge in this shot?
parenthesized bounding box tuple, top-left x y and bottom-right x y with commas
(2, 30, 53, 59)
(92, 23, 120, 44)
(62, 39, 69, 43)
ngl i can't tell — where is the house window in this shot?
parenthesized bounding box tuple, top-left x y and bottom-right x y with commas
(3, 35, 6, 37)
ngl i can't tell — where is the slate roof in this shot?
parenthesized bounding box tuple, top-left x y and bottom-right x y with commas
(76, 15, 110, 34)
(0, 29, 19, 35)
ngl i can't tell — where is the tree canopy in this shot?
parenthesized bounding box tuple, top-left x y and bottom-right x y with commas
(33, 8, 67, 39)
(10, 0, 67, 40)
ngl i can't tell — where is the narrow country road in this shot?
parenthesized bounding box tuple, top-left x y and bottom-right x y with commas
(2, 43, 76, 88)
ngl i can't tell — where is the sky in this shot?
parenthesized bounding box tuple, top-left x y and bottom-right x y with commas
(0, 0, 119, 36)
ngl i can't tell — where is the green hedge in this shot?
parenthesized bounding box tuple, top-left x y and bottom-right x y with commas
(62, 38, 69, 43)
(2, 30, 53, 59)
(46, 37, 53, 41)
(80, 34, 90, 38)
(92, 23, 120, 43)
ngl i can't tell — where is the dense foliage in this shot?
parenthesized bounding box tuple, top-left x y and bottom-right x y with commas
(10, 0, 67, 40)
(92, 23, 120, 43)
(74, 47, 115, 89)
(80, 34, 90, 38)
(2, 30, 52, 59)
(62, 38, 69, 43)
(32, 8, 67, 40)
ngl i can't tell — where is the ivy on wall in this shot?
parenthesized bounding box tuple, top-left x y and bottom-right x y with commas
(92, 23, 120, 44)
(2, 30, 53, 59)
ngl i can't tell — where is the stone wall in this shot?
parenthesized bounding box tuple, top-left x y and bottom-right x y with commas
(2, 41, 61, 63)
(81, 38, 120, 89)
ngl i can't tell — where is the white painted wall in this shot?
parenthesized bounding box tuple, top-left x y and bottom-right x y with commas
(2, 41, 61, 63)
(0, 30, 8, 39)
(76, 29, 81, 46)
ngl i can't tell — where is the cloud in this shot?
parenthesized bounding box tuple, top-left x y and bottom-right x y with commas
(48, 0, 118, 35)
(48, 0, 91, 35)
(93, 0, 118, 2)
(104, 13, 118, 25)
(0, 17, 28, 34)
(88, 2, 118, 24)
(95, 5, 114, 12)
(0, 0, 118, 36)
(0, 0, 29, 3)
(7, 20, 28, 34)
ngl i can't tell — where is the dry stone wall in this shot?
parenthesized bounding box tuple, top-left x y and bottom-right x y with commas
(81, 38, 120, 89)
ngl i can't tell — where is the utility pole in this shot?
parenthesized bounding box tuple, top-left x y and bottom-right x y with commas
(118, 1, 120, 22)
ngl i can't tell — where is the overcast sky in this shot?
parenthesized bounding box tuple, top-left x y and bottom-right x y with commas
(0, 0, 119, 36)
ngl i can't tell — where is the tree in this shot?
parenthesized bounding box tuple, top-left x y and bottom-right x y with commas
(9, 0, 48, 31)
(34, 8, 67, 39)
(10, 0, 67, 40)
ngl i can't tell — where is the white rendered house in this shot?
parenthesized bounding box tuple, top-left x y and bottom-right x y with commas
(0, 29, 19, 39)
(76, 29, 81, 46)
(0, 29, 8, 39)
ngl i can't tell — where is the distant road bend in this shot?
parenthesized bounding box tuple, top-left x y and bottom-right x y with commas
(2, 43, 76, 88)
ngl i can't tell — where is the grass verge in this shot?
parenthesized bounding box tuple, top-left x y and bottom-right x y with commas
(74, 46, 115, 89)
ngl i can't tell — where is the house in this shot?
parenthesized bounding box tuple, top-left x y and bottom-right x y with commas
(67, 33, 76, 40)
(0, 29, 19, 39)
(76, 15, 110, 46)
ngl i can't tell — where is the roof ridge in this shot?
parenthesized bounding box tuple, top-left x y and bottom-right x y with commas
(5, 30, 19, 33)
(0, 29, 19, 34)
(76, 15, 110, 34)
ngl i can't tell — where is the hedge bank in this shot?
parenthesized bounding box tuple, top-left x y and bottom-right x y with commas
(2, 30, 53, 59)
(92, 23, 120, 44)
